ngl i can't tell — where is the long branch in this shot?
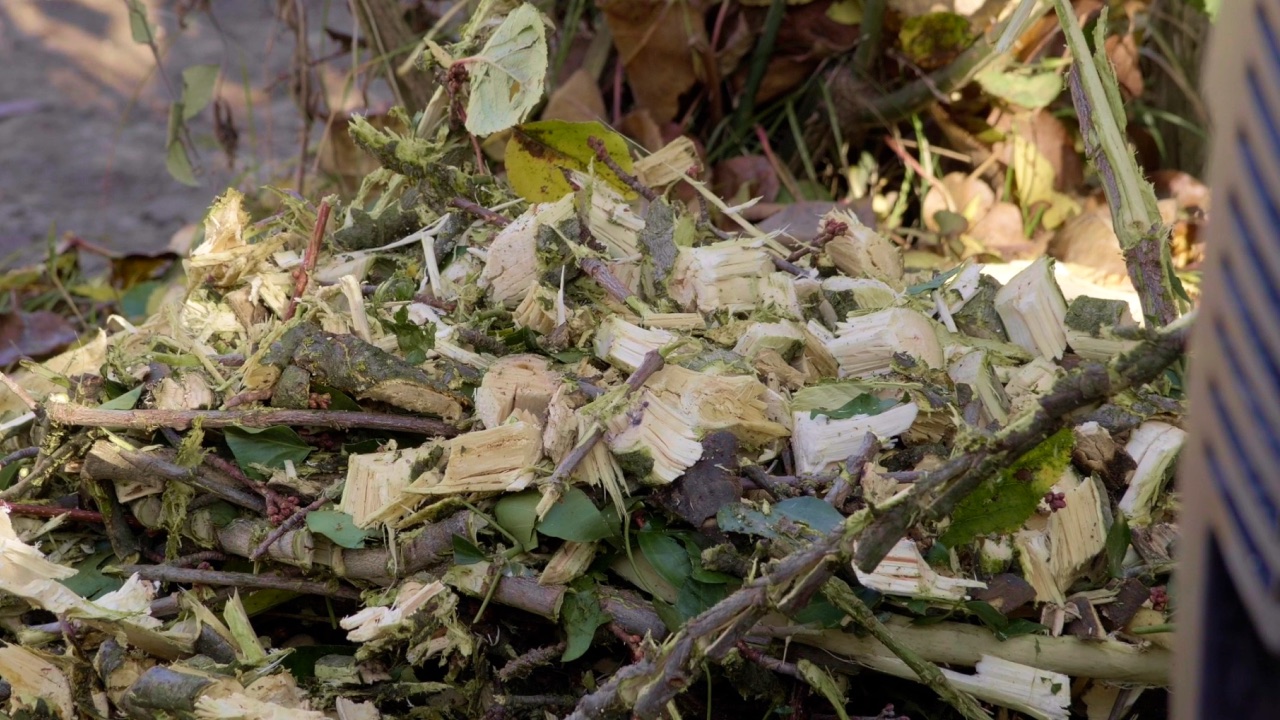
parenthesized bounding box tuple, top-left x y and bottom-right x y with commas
(853, 310, 1195, 572)
(45, 402, 460, 437)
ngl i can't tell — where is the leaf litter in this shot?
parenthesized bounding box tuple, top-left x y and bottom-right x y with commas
(0, 1, 1197, 719)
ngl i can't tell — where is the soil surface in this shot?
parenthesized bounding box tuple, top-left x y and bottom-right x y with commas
(0, 0, 341, 269)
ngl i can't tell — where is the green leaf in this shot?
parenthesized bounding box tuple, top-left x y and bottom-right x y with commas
(977, 67, 1064, 109)
(452, 534, 487, 565)
(791, 382, 874, 414)
(775, 497, 844, 534)
(120, 280, 164, 320)
(905, 263, 966, 295)
(306, 510, 370, 549)
(560, 588, 608, 661)
(964, 600, 1010, 633)
(224, 426, 313, 474)
(384, 306, 435, 364)
(181, 64, 221, 121)
(637, 530, 690, 588)
(494, 491, 540, 551)
(675, 580, 728, 621)
(505, 120, 636, 202)
(126, 0, 153, 43)
(60, 546, 123, 600)
(538, 488, 616, 542)
(1105, 513, 1131, 578)
(464, 3, 549, 137)
(1000, 618, 1047, 640)
(240, 589, 300, 616)
(100, 385, 144, 410)
(717, 503, 779, 539)
(792, 594, 847, 628)
(166, 135, 199, 187)
(940, 429, 1074, 548)
(0, 462, 20, 491)
(811, 393, 899, 420)
(797, 659, 851, 720)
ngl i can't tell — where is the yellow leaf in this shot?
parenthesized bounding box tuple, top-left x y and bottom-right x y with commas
(504, 120, 636, 202)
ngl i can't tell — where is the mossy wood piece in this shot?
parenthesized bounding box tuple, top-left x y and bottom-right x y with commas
(263, 324, 467, 420)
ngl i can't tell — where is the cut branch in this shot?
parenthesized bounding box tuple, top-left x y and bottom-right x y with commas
(853, 310, 1195, 572)
(45, 402, 461, 437)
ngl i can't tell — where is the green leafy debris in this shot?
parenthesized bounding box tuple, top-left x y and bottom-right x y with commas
(940, 429, 1075, 548)
(306, 510, 371, 549)
(560, 587, 608, 661)
(224, 426, 313, 476)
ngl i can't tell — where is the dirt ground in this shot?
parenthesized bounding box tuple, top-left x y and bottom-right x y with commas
(0, 0, 346, 269)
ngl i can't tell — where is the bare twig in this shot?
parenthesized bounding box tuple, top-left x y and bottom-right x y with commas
(587, 136, 657, 202)
(450, 197, 511, 227)
(250, 492, 329, 560)
(44, 402, 460, 437)
(0, 447, 38, 468)
(825, 434, 879, 508)
(0, 373, 37, 411)
(498, 642, 567, 682)
(119, 564, 361, 600)
(0, 501, 115, 526)
(285, 199, 331, 321)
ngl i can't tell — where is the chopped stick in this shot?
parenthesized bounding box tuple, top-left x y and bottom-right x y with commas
(119, 565, 361, 600)
(545, 350, 665, 486)
(215, 511, 470, 583)
(824, 434, 879, 508)
(736, 641, 800, 678)
(250, 481, 336, 560)
(786, 217, 848, 263)
(284, 199, 331, 321)
(853, 309, 1195, 573)
(498, 642, 567, 682)
(587, 136, 657, 202)
(579, 256, 636, 306)
(44, 402, 460, 437)
(823, 577, 991, 720)
(81, 440, 266, 513)
(450, 197, 511, 227)
(1054, 0, 1180, 327)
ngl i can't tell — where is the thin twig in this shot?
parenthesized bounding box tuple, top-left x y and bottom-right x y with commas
(786, 217, 848, 263)
(119, 564, 361, 600)
(0, 447, 38, 468)
(498, 642, 567, 682)
(44, 403, 460, 437)
(450, 197, 511, 227)
(285, 200, 331, 321)
(0, 501, 117, 526)
(0, 373, 37, 411)
(587, 136, 657, 202)
(825, 434, 879, 508)
(250, 493, 328, 560)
